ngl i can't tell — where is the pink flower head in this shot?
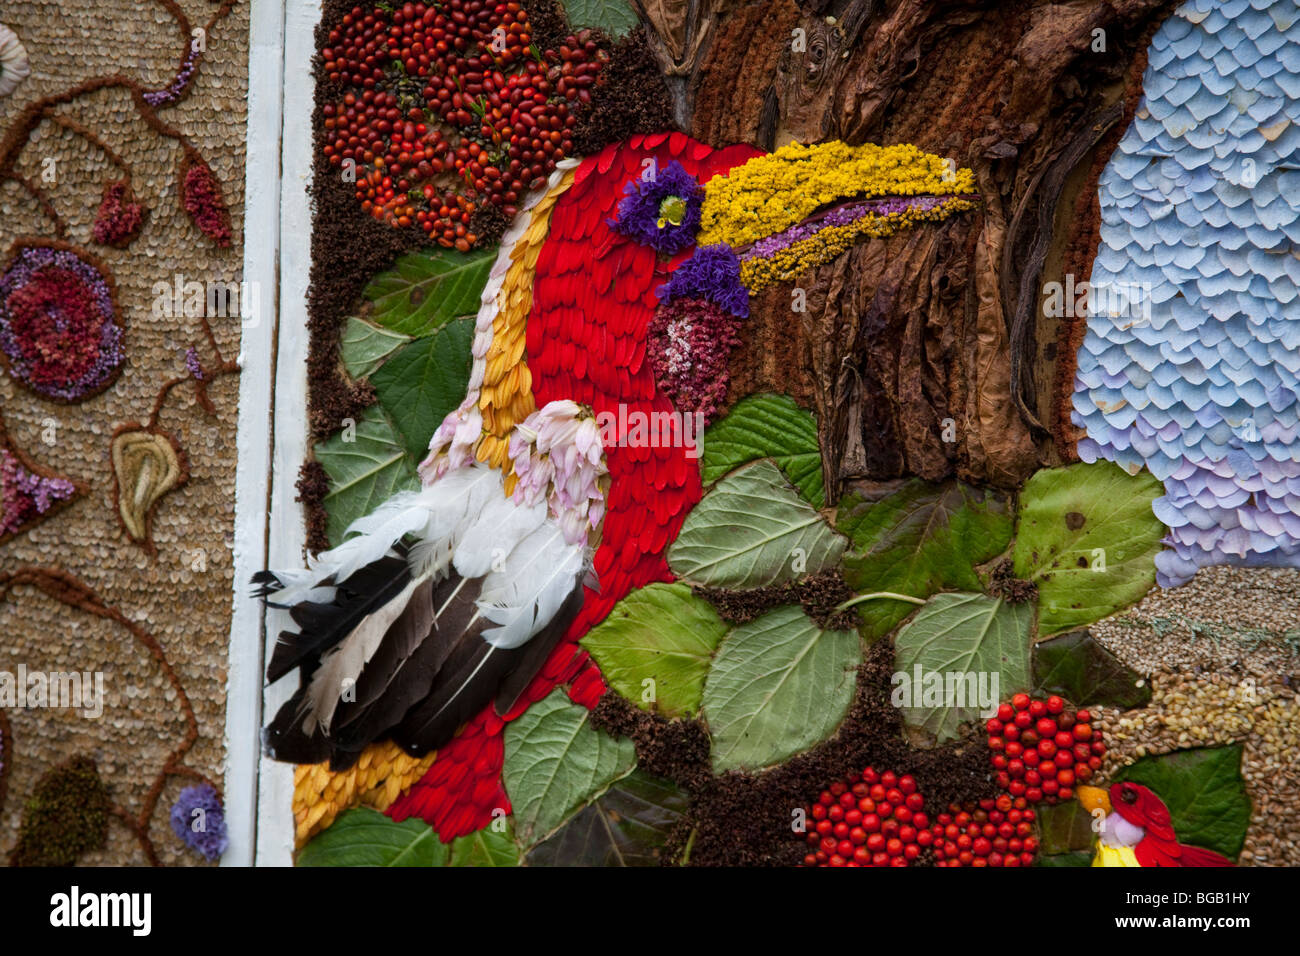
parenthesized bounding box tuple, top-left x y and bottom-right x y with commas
(508, 401, 608, 544)
(418, 397, 482, 484)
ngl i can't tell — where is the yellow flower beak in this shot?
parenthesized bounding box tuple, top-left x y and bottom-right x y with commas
(1076, 785, 1112, 816)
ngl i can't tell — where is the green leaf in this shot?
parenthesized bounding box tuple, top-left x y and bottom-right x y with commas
(316, 406, 419, 546)
(370, 317, 474, 459)
(296, 808, 446, 866)
(703, 394, 825, 506)
(559, 0, 639, 37)
(1033, 629, 1152, 709)
(701, 605, 859, 773)
(1035, 850, 1093, 867)
(892, 593, 1033, 744)
(341, 316, 412, 380)
(526, 772, 688, 866)
(837, 479, 1014, 640)
(668, 460, 847, 589)
(503, 689, 637, 848)
(1036, 801, 1097, 855)
(1012, 462, 1164, 635)
(363, 247, 494, 336)
(579, 583, 728, 718)
(447, 821, 521, 867)
(1114, 745, 1250, 859)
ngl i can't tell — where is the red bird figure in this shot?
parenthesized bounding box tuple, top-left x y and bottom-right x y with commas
(383, 133, 759, 837)
(256, 131, 976, 841)
(1078, 781, 1236, 867)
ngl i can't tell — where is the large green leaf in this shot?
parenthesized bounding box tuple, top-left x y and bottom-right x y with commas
(1036, 801, 1097, 855)
(447, 822, 520, 867)
(370, 316, 474, 459)
(1033, 629, 1151, 709)
(668, 460, 847, 589)
(560, 0, 639, 37)
(1035, 850, 1093, 867)
(1114, 745, 1250, 859)
(892, 593, 1033, 744)
(503, 689, 637, 848)
(837, 479, 1014, 640)
(298, 808, 523, 867)
(579, 583, 728, 718)
(701, 605, 859, 773)
(702, 394, 825, 506)
(341, 316, 411, 380)
(526, 772, 688, 866)
(1012, 462, 1164, 635)
(316, 406, 419, 546)
(363, 247, 494, 336)
(296, 808, 445, 866)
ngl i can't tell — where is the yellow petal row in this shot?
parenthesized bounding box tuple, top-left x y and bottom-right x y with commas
(476, 169, 577, 472)
(292, 741, 436, 848)
(739, 197, 980, 292)
(699, 141, 977, 248)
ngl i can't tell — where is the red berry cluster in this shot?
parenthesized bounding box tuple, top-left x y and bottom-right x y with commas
(321, 2, 606, 245)
(800, 767, 930, 867)
(930, 795, 1038, 867)
(987, 693, 1105, 805)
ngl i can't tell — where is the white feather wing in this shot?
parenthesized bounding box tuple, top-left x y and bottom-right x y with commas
(475, 522, 586, 649)
(452, 494, 548, 578)
(269, 463, 501, 604)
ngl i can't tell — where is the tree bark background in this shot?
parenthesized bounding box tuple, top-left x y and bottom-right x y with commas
(637, 0, 1180, 499)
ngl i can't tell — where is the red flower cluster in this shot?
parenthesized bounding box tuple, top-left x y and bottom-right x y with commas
(0, 243, 124, 402)
(800, 766, 930, 867)
(987, 693, 1105, 805)
(181, 157, 232, 247)
(930, 795, 1038, 867)
(647, 296, 742, 423)
(322, 2, 605, 244)
(91, 180, 146, 248)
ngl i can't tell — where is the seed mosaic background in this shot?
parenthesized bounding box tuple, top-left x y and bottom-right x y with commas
(0, 0, 247, 866)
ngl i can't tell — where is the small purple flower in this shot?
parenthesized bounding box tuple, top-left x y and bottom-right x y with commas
(169, 784, 228, 862)
(657, 244, 750, 318)
(184, 346, 205, 381)
(611, 160, 704, 256)
(1, 447, 77, 536)
(143, 46, 199, 107)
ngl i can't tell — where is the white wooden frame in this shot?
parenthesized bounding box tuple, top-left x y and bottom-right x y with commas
(223, 0, 321, 867)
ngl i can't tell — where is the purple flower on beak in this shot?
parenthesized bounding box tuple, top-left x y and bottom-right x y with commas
(611, 160, 704, 256)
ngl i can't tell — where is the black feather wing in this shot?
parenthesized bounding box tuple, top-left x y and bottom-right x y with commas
(328, 574, 484, 765)
(391, 575, 587, 755)
(259, 553, 588, 770)
(264, 548, 413, 683)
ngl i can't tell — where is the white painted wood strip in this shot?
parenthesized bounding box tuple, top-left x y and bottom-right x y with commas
(254, 0, 323, 867)
(222, 0, 288, 868)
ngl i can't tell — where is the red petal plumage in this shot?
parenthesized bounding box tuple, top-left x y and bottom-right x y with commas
(389, 134, 753, 838)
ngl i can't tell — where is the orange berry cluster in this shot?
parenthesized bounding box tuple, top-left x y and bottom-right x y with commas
(800, 767, 930, 867)
(321, 2, 603, 246)
(987, 693, 1106, 805)
(930, 795, 1038, 867)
